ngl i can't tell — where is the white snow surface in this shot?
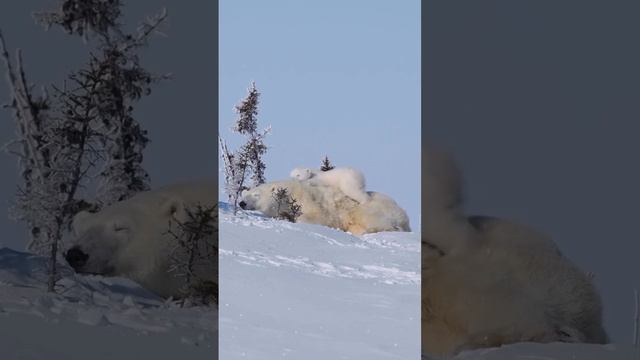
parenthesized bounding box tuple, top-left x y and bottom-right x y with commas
(222, 202, 640, 359)
(422, 342, 640, 360)
(219, 202, 421, 359)
(2, 202, 637, 360)
(0, 247, 216, 360)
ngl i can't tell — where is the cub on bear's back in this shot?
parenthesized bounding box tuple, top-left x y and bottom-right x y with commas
(289, 167, 369, 204)
(66, 180, 217, 299)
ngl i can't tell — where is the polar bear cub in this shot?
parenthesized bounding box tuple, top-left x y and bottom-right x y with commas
(289, 167, 369, 204)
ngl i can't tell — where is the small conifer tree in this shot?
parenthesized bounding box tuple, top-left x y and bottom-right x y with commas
(220, 82, 269, 213)
(271, 187, 302, 222)
(1, 0, 166, 292)
(233, 82, 268, 187)
(320, 155, 335, 172)
(35, 0, 168, 206)
(166, 203, 218, 306)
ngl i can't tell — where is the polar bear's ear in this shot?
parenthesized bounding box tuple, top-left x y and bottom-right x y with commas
(72, 210, 93, 235)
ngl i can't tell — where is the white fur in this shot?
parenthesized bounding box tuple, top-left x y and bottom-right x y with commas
(290, 167, 369, 204)
(241, 179, 410, 235)
(422, 147, 607, 357)
(67, 180, 216, 298)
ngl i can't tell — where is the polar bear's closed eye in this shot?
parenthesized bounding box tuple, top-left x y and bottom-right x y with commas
(112, 221, 129, 233)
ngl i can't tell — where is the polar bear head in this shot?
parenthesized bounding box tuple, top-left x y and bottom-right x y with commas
(289, 167, 315, 181)
(65, 193, 191, 296)
(239, 182, 292, 216)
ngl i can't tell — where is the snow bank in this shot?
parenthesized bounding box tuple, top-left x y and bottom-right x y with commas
(0, 247, 217, 360)
(219, 202, 421, 359)
(420, 342, 638, 360)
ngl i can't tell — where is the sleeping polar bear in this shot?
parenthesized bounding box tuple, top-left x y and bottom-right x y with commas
(65, 180, 216, 299)
(422, 146, 607, 357)
(240, 179, 410, 235)
(289, 167, 369, 203)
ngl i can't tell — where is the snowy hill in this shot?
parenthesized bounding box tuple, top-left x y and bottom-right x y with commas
(3, 204, 635, 360)
(0, 247, 217, 360)
(218, 204, 640, 360)
(219, 202, 421, 359)
(421, 342, 639, 360)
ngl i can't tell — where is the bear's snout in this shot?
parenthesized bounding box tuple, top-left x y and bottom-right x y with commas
(65, 246, 89, 270)
(239, 200, 247, 209)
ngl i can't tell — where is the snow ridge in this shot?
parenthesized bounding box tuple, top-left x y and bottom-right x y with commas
(0, 247, 217, 360)
(219, 201, 421, 360)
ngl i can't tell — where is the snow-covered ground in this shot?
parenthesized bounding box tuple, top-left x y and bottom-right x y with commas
(0, 247, 217, 360)
(219, 202, 421, 359)
(3, 203, 638, 360)
(422, 342, 640, 360)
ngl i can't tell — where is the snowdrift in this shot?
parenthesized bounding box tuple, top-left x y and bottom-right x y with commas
(2, 202, 633, 359)
(0, 247, 216, 360)
(219, 202, 421, 359)
(422, 341, 639, 359)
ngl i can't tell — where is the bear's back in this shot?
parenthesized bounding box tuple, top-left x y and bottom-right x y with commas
(470, 216, 607, 344)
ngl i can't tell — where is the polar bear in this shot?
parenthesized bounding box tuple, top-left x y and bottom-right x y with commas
(422, 147, 607, 357)
(240, 179, 410, 235)
(289, 167, 369, 204)
(64, 180, 216, 299)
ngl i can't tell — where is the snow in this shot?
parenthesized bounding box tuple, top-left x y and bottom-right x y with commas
(0, 247, 216, 360)
(2, 202, 638, 359)
(219, 202, 421, 359)
(421, 342, 639, 360)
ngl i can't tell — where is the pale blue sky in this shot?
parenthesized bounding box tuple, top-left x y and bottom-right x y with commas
(219, 0, 421, 229)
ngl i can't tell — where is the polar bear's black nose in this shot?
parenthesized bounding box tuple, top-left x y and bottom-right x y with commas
(65, 246, 88, 270)
(239, 201, 247, 209)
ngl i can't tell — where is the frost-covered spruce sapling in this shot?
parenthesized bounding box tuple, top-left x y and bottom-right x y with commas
(220, 81, 270, 213)
(271, 187, 302, 223)
(35, 0, 169, 206)
(233, 82, 269, 187)
(0, 0, 167, 292)
(320, 155, 335, 172)
(1, 31, 103, 292)
(166, 203, 218, 306)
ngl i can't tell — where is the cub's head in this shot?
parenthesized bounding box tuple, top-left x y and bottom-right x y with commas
(289, 167, 314, 181)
